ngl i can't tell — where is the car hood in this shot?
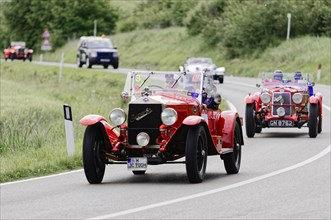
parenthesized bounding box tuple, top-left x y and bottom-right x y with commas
(186, 64, 214, 72)
(86, 48, 117, 53)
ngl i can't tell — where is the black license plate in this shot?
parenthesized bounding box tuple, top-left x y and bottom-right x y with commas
(269, 120, 293, 127)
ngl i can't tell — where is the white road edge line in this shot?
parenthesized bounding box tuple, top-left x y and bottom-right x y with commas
(90, 144, 331, 220)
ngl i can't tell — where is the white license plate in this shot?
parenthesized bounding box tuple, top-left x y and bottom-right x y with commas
(127, 157, 147, 171)
(100, 59, 110, 62)
(269, 120, 293, 127)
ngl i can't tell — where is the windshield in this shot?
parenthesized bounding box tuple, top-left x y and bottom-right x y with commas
(122, 70, 217, 104)
(186, 58, 213, 65)
(260, 72, 313, 90)
(87, 39, 113, 49)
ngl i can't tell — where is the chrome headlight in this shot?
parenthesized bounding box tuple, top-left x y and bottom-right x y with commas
(276, 107, 286, 117)
(112, 52, 118, 58)
(136, 132, 150, 146)
(292, 93, 303, 104)
(109, 108, 126, 126)
(260, 92, 271, 104)
(161, 108, 178, 126)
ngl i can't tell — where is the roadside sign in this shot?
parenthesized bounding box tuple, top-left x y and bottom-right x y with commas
(41, 28, 52, 51)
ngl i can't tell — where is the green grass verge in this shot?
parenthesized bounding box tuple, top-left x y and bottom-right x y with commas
(0, 62, 126, 182)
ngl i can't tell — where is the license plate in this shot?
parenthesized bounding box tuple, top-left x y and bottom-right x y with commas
(269, 120, 293, 127)
(100, 59, 110, 62)
(127, 157, 147, 171)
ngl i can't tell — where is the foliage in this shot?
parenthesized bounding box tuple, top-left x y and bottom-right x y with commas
(0, 0, 118, 52)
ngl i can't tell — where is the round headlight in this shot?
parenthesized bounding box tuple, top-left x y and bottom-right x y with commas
(161, 108, 178, 126)
(109, 108, 126, 126)
(136, 132, 150, 146)
(90, 51, 97, 57)
(276, 107, 286, 117)
(292, 93, 303, 104)
(260, 92, 271, 104)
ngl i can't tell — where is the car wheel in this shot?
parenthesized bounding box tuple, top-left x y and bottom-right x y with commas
(86, 57, 92, 68)
(83, 124, 106, 184)
(10, 53, 15, 61)
(219, 77, 224, 84)
(23, 58, 26, 62)
(132, 171, 146, 175)
(317, 104, 322, 134)
(245, 104, 256, 138)
(113, 62, 119, 69)
(308, 104, 318, 138)
(223, 121, 241, 174)
(185, 124, 208, 183)
(103, 64, 109, 69)
(77, 56, 83, 68)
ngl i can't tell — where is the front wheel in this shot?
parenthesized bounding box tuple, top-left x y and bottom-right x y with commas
(86, 57, 92, 68)
(77, 56, 83, 68)
(308, 104, 318, 138)
(113, 62, 119, 69)
(83, 125, 106, 184)
(245, 104, 256, 138)
(219, 77, 224, 84)
(185, 125, 208, 183)
(132, 171, 146, 175)
(223, 121, 242, 174)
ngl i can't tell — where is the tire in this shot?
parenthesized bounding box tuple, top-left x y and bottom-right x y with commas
(10, 53, 15, 61)
(77, 56, 83, 68)
(308, 104, 318, 138)
(318, 105, 322, 134)
(223, 121, 241, 174)
(219, 77, 224, 84)
(245, 104, 256, 138)
(185, 125, 208, 183)
(28, 54, 32, 62)
(113, 62, 119, 69)
(103, 64, 109, 69)
(132, 171, 146, 175)
(86, 57, 92, 68)
(83, 125, 106, 184)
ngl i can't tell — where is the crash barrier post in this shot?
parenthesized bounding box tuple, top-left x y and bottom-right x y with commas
(317, 64, 321, 81)
(59, 52, 64, 82)
(63, 104, 75, 157)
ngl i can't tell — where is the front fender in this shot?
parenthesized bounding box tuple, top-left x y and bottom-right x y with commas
(182, 115, 206, 126)
(245, 94, 255, 104)
(221, 111, 244, 148)
(309, 93, 323, 115)
(80, 114, 107, 126)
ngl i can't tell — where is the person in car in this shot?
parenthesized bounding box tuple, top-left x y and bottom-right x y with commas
(273, 70, 283, 81)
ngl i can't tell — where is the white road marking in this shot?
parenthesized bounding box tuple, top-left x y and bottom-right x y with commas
(90, 144, 331, 220)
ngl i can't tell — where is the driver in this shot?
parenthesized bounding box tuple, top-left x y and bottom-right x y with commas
(273, 70, 283, 81)
(294, 71, 303, 80)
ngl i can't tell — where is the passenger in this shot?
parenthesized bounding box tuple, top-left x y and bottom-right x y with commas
(273, 70, 283, 81)
(294, 71, 303, 80)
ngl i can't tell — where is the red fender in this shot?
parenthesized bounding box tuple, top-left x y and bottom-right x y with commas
(80, 114, 119, 140)
(245, 94, 255, 104)
(309, 93, 323, 115)
(182, 115, 206, 126)
(80, 114, 107, 126)
(221, 111, 240, 148)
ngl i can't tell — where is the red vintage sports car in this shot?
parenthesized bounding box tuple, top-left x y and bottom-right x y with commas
(3, 41, 33, 62)
(245, 71, 322, 138)
(80, 70, 244, 184)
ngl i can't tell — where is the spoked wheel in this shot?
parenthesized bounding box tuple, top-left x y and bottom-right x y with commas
(245, 104, 256, 138)
(318, 105, 322, 134)
(223, 121, 242, 174)
(185, 125, 208, 183)
(83, 125, 106, 184)
(308, 104, 318, 138)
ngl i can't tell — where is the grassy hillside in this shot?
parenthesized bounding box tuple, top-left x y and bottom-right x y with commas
(43, 27, 330, 85)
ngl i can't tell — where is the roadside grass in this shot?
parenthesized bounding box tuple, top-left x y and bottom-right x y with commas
(0, 62, 125, 182)
(41, 27, 330, 85)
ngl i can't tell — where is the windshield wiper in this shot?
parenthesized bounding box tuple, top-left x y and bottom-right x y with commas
(171, 71, 186, 88)
(139, 71, 154, 88)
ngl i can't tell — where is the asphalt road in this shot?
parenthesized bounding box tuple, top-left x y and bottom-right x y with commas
(1, 66, 330, 219)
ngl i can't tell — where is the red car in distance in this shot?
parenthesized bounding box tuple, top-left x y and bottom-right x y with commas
(245, 71, 322, 138)
(3, 41, 33, 62)
(80, 70, 244, 184)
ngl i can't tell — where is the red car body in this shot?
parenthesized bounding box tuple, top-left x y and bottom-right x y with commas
(3, 41, 33, 62)
(80, 70, 244, 184)
(245, 72, 322, 138)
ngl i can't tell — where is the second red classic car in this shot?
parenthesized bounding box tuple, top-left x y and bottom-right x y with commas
(245, 71, 322, 138)
(3, 41, 33, 62)
(80, 70, 244, 184)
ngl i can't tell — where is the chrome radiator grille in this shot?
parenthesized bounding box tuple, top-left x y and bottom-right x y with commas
(272, 92, 292, 116)
(128, 103, 162, 145)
